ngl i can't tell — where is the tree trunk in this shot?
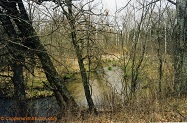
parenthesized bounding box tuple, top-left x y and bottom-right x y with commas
(0, 0, 79, 116)
(173, 0, 187, 95)
(11, 56, 27, 117)
(64, 0, 98, 114)
(0, 10, 27, 117)
(17, 0, 79, 112)
(71, 30, 97, 114)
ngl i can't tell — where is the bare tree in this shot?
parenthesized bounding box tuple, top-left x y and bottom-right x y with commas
(173, 0, 187, 95)
(0, 0, 79, 118)
(0, 11, 27, 117)
(58, 0, 98, 114)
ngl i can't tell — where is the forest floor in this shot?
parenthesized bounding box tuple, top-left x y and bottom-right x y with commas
(59, 96, 187, 123)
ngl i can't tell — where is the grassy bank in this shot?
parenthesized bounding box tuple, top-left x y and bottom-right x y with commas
(59, 96, 187, 122)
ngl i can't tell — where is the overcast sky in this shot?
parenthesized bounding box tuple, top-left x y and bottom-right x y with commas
(94, 0, 175, 15)
(94, 0, 128, 15)
(100, 0, 127, 11)
(28, 0, 176, 29)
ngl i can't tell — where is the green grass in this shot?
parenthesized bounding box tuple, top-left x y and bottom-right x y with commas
(107, 66, 112, 71)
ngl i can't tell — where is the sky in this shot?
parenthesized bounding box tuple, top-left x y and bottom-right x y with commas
(27, 0, 176, 30)
(94, 0, 128, 15)
(94, 0, 175, 15)
(99, 0, 127, 12)
(27, 0, 131, 19)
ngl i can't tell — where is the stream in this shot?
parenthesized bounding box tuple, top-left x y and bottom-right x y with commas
(0, 66, 126, 122)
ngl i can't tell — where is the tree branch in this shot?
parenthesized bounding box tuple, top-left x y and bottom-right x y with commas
(116, 0, 132, 13)
(146, 0, 176, 6)
(146, 0, 160, 6)
(138, 0, 176, 10)
(0, 74, 12, 78)
(167, 0, 176, 5)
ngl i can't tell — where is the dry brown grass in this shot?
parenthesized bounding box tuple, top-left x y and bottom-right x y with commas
(58, 95, 187, 123)
(37, 53, 186, 123)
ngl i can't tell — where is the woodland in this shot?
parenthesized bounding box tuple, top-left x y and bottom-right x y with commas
(0, 0, 187, 122)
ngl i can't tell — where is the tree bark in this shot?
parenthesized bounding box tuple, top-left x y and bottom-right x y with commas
(173, 0, 187, 95)
(17, 0, 79, 111)
(11, 56, 27, 117)
(0, 0, 79, 116)
(63, 0, 98, 114)
(0, 10, 27, 117)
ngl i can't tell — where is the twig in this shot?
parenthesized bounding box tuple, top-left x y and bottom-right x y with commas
(166, 102, 187, 121)
(42, 81, 57, 91)
(137, 0, 176, 11)
(146, 0, 160, 7)
(116, 0, 132, 13)
(0, 74, 12, 78)
(147, 0, 176, 6)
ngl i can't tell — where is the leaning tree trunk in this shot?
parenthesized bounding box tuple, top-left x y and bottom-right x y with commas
(0, 0, 79, 117)
(64, 0, 98, 114)
(17, 0, 79, 111)
(0, 11, 27, 117)
(174, 0, 187, 95)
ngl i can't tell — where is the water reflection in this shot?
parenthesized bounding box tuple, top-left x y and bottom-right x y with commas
(67, 66, 124, 107)
(0, 96, 58, 123)
(0, 66, 124, 122)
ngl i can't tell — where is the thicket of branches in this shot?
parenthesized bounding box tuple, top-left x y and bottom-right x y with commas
(0, 0, 187, 121)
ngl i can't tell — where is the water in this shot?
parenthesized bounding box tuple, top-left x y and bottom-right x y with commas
(0, 66, 125, 122)
(0, 96, 58, 123)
